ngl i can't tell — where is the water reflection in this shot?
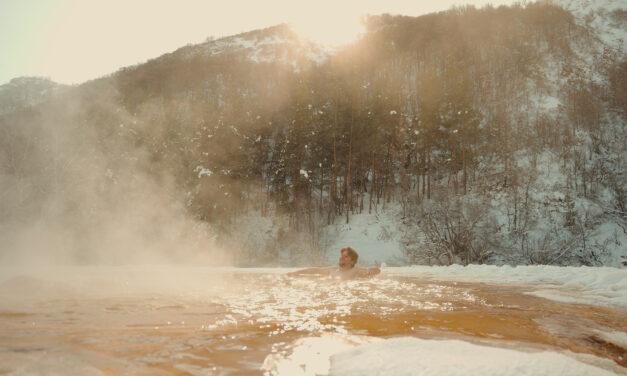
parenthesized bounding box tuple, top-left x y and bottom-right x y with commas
(0, 268, 625, 375)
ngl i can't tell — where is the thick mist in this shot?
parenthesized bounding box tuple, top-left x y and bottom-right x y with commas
(0, 83, 232, 266)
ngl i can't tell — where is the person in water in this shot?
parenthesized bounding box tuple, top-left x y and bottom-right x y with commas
(288, 246, 381, 279)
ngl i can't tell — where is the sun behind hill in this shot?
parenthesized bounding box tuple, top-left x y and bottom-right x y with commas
(290, 12, 365, 47)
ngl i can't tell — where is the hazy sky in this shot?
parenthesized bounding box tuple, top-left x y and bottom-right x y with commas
(0, 0, 517, 85)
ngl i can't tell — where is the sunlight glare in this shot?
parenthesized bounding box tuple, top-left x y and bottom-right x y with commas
(290, 13, 365, 47)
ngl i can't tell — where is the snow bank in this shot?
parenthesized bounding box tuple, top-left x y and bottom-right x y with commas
(264, 333, 617, 376)
(386, 264, 627, 309)
(329, 337, 616, 376)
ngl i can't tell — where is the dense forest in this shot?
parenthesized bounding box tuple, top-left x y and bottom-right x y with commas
(1, 2, 625, 266)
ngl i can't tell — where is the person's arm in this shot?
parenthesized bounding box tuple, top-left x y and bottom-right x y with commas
(287, 267, 333, 276)
(355, 267, 380, 278)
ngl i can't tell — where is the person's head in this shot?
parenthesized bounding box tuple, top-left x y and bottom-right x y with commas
(339, 246, 358, 270)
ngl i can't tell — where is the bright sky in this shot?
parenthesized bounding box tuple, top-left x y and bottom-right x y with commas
(0, 0, 517, 86)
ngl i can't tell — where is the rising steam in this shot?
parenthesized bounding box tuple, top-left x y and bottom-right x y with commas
(0, 83, 232, 266)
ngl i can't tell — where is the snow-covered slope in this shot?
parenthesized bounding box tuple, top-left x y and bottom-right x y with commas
(554, 0, 627, 53)
(330, 336, 617, 376)
(178, 24, 333, 70)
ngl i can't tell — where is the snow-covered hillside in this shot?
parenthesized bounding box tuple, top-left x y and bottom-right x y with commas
(0, 0, 625, 268)
(555, 0, 627, 52)
(177, 24, 333, 71)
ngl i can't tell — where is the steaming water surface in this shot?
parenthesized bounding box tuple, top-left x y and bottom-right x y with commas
(0, 266, 625, 375)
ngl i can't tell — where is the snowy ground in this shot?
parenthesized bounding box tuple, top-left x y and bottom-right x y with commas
(329, 336, 618, 376)
(324, 209, 407, 266)
(386, 264, 627, 309)
(266, 333, 621, 376)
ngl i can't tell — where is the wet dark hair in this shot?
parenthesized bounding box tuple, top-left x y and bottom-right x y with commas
(341, 246, 359, 266)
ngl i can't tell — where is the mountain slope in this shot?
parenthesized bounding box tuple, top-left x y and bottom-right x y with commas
(0, 77, 68, 115)
(554, 0, 627, 52)
(0, 1, 624, 266)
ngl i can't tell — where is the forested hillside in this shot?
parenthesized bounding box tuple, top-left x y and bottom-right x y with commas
(1, 1, 625, 266)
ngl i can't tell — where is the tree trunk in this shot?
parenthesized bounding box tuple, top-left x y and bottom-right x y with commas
(462, 143, 467, 195)
(582, 156, 587, 198)
(422, 147, 426, 198)
(319, 164, 324, 214)
(260, 166, 265, 216)
(332, 101, 338, 216)
(427, 145, 431, 200)
(452, 147, 458, 195)
(369, 150, 375, 214)
(359, 160, 365, 213)
(346, 108, 353, 224)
